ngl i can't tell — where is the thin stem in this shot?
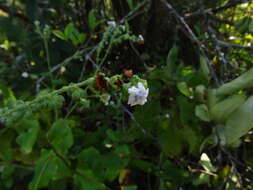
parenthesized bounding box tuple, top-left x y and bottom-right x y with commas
(1, 77, 94, 121)
(43, 38, 54, 88)
(65, 103, 78, 119)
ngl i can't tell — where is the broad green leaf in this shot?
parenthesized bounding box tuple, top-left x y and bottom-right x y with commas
(199, 153, 216, 172)
(16, 120, 40, 154)
(195, 104, 210, 122)
(77, 147, 100, 169)
(52, 30, 66, 40)
(210, 94, 246, 123)
(64, 23, 75, 39)
(64, 23, 81, 45)
(177, 82, 192, 97)
(78, 33, 87, 44)
(29, 150, 58, 190)
(74, 169, 105, 190)
(47, 119, 74, 155)
(0, 130, 15, 162)
(195, 85, 206, 102)
(88, 10, 98, 30)
(199, 56, 210, 80)
(0, 81, 16, 106)
(166, 46, 179, 75)
(216, 67, 253, 97)
(177, 96, 195, 124)
(224, 96, 253, 145)
(127, 0, 135, 10)
(159, 127, 183, 156)
(235, 16, 252, 34)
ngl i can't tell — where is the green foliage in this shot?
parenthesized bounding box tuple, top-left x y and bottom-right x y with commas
(16, 119, 40, 154)
(47, 119, 74, 155)
(0, 0, 253, 189)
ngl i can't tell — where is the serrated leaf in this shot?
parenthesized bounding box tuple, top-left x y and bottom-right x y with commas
(16, 120, 40, 154)
(74, 169, 105, 190)
(78, 147, 100, 168)
(71, 88, 86, 100)
(29, 150, 57, 190)
(47, 119, 74, 155)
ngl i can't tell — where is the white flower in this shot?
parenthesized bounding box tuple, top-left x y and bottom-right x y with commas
(21, 72, 29, 78)
(165, 114, 170, 118)
(107, 21, 116, 27)
(138, 34, 144, 41)
(128, 82, 149, 106)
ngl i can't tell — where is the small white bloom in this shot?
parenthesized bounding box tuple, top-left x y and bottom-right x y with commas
(21, 72, 29, 78)
(128, 82, 149, 106)
(165, 114, 170, 118)
(138, 34, 144, 41)
(107, 21, 116, 27)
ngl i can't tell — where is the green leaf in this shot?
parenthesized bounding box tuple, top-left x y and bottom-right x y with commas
(47, 119, 74, 155)
(224, 96, 253, 145)
(235, 16, 252, 34)
(177, 96, 195, 124)
(166, 46, 179, 75)
(159, 127, 183, 156)
(216, 67, 253, 97)
(88, 10, 98, 30)
(210, 94, 246, 123)
(77, 147, 101, 169)
(80, 98, 90, 108)
(177, 82, 192, 97)
(79, 33, 87, 44)
(64, 23, 82, 45)
(29, 150, 58, 190)
(74, 169, 105, 190)
(199, 56, 210, 80)
(16, 120, 40, 154)
(193, 173, 210, 186)
(52, 30, 66, 40)
(71, 88, 86, 100)
(122, 186, 137, 190)
(195, 104, 210, 122)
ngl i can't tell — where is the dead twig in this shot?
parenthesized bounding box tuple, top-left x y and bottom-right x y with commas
(160, 0, 220, 86)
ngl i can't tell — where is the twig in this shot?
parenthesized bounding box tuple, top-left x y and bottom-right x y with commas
(188, 166, 218, 177)
(160, 0, 220, 86)
(119, 0, 150, 24)
(0, 5, 30, 23)
(129, 42, 149, 70)
(36, 48, 88, 91)
(2, 77, 94, 121)
(216, 40, 253, 50)
(184, 0, 251, 18)
(122, 105, 158, 141)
